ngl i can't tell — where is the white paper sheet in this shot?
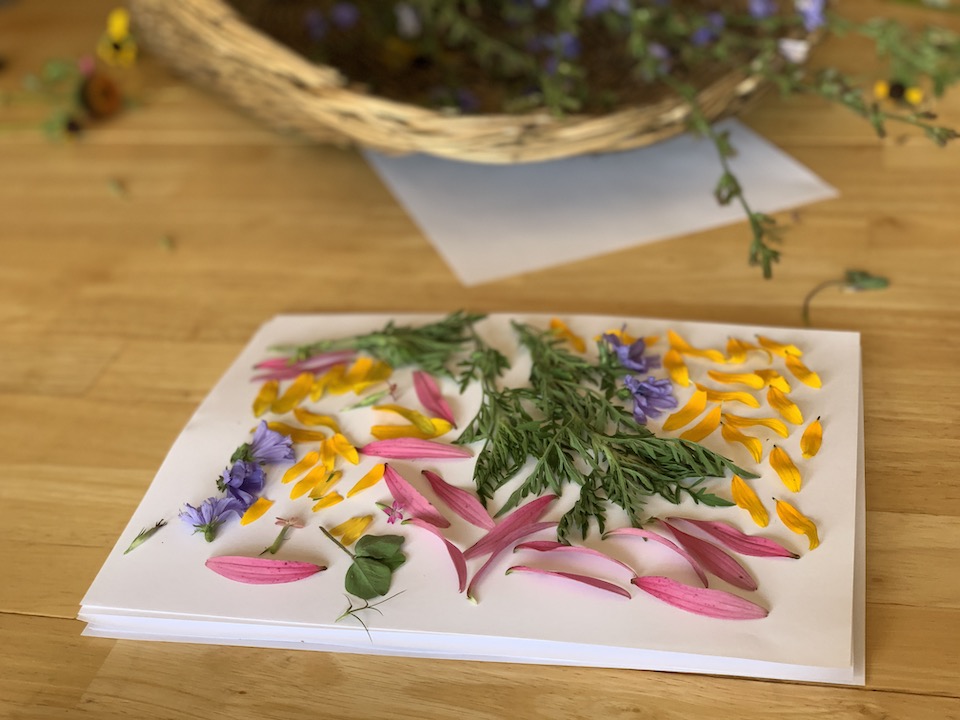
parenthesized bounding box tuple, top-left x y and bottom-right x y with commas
(365, 121, 838, 285)
(81, 314, 863, 684)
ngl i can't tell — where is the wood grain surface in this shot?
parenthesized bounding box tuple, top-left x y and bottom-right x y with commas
(1, 0, 958, 718)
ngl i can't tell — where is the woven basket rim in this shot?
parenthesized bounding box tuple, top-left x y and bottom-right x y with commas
(130, 0, 776, 162)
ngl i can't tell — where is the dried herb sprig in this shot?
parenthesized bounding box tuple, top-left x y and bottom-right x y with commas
(278, 311, 485, 377)
(459, 321, 756, 542)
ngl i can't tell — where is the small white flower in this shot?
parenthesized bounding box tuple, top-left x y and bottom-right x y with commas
(779, 38, 811, 64)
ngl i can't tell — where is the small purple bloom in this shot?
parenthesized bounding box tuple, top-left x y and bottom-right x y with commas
(330, 2, 360, 29)
(248, 421, 295, 464)
(691, 12, 725, 46)
(218, 460, 265, 508)
(381, 501, 405, 525)
(583, 0, 630, 17)
(604, 334, 661, 374)
(749, 0, 777, 19)
(180, 496, 242, 542)
(794, 0, 825, 31)
(624, 376, 678, 424)
(303, 9, 327, 41)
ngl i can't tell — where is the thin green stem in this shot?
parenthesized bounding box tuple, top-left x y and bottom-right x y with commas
(320, 526, 355, 559)
(801, 279, 846, 326)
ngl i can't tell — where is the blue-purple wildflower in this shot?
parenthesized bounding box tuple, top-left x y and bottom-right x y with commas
(794, 0, 825, 31)
(248, 421, 295, 464)
(749, 0, 778, 19)
(691, 12, 726, 47)
(583, 0, 630, 17)
(330, 2, 360, 29)
(218, 460, 266, 508)
(624, 376, 677, 424)
(180, 496, 243, 542)
(603, 333, 661, 374)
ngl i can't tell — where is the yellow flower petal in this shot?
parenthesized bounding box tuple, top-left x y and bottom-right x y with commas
(106, 7, 131, 41)
(679, 405, 721, 442)
(311, 365, 346, 401)
(330, 433, 359, 465)
(801, 417, 823, 459)
(784, 354, 822, 389)
(905, 87, 924, 106)
(266, 422, 328, 444)
(290, 464, 331, 500)
(667, 330, 725, 363)
(595, 328, 637, 344)
(347, 463, 386, 497)
(731, 475, 769, 527)
(292, 408, 341, 433)
(252, 380, 279, 418)
(767, 386, 803, 425)
(756, 335, 803, 358)
(695, 383, 760, 408)
(320, 438, 337, 471)
(311, 492, 344, 512)
(776, 499, 819, 550)
(370, 418, 452, 440)
(754, 369, 792, 393)
(722, 413, 789, 438)
(706, 370, 765, 390)
(725, 337, 772, 364)
(662, 389, 707, 432)
(281, 450, 321, 484)
(308, 470, 342, 500)
(270, 372, 315, 414)
(770, 445, 802, 492)
(330, 515, 373, 546)
(240, 497, 274, 526)
(374, 404, 436, 435)
(663, 349, 690, 387)
(721, 422, 763, 463)
(352, 360, 393, 393)
(549, 318, 586, 353)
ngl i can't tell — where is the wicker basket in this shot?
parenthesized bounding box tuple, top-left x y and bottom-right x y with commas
(130, 0, 773, 164)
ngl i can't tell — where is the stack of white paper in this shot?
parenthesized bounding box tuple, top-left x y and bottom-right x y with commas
(80, 313, 864, 684)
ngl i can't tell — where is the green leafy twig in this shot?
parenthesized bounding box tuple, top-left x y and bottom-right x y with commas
(124, 519, 167, 554)
(336, 591, 406, 641)
(802, 269, 890, 326)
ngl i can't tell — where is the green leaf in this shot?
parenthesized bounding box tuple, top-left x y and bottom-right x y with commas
(354, 534, 405, 560)
(694, 492, 736, 508)
(845, 270, 890, 291)
(345, 557, 393, 600)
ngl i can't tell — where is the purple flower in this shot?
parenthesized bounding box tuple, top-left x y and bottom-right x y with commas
(218, 460, 265, 508)
(603, 334, 661, 374)
(624, 376, 677, 424)
(691, 12, 725, 47)
(749, 0, 777, 19)
(247, 421, 295, 464)
(794, 0, 825, 31)
(179, 496, 242, 542)
(380, 501, 405, 524)
(330, 2, 360, 29)
(583, 0, 630, 17)
(303, 9, 327, 41)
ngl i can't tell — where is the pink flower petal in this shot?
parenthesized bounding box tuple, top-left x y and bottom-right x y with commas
(254, 350, 355, 371)
(667, 517, 799, 559)
(404, 518, 467, 593)
(603, 528, 709, 587)
(205, 556, 325, 584)
(466, 521, 557, 603)
(632, 576, 769, 620)
(422, 470, 494, 530)
(506, 565, 632, 599)
(514, 540, 634, 575)
(359, 438, 473, 460)
(413, 371, 457, 427)
(463, 495, 558, 560)
(383, 465, 450, 529)
(660, 521, 758, 591)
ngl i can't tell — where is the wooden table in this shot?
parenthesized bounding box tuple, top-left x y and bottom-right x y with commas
(2, 1, 958, 717)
